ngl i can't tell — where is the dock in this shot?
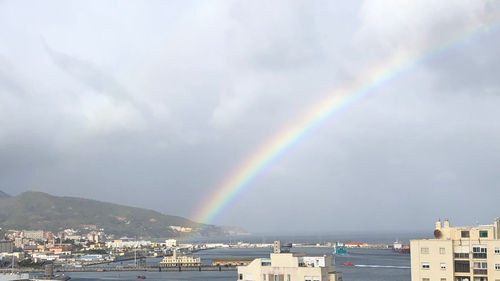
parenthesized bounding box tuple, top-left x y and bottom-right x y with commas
(2, 266, 237, 273)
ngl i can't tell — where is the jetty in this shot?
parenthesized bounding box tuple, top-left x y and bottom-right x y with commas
(2, 266, 237, 273)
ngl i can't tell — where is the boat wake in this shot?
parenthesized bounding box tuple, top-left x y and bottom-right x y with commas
(355, 264, 410, 269)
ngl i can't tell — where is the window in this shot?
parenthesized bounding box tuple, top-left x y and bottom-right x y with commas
(422, 263, 430, 269)
(305, 277, 312, 281)
(462, 230, 470, 238)
(473, 246, 487, 258)
(474, 278, 488, 281)
(480, 231, 488, 238)
(496, 264, 500, 270)
(274, 275, 278, 281)
(455, 260, 470, 273)
(495, 247, 500, 254)
(474, 261, 487, 275)
(441, 263, 447, 270)
(455, 253, 469, 258)
(263, 274, 266, 281)
(239, 274, 243, 280)
(313, 278, 320, 281)
(474, 262, 487, 268)
(441, 279, 446, 281)
(440, 247, 446, 254)
(421, 247, 429, 254)
(287, 275, 291, 281)
(423, 278, 430, 281)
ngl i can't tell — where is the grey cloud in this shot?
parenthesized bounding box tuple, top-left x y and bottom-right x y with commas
(0, 0, 500, 234)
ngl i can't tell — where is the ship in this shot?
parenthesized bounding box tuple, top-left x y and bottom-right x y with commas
(333, 242, 347, 255)
(392, 240, 410, 254)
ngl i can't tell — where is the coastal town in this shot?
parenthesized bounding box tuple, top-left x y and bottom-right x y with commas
(2, 218, 500, 281)
(0, 224, 402, 272)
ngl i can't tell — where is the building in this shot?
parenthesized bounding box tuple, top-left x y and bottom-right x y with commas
(0, 240, 13, 253)
(237, 241, 342, 281)
(23, 230, 46, 240)
(87, 231, 105, 243)
(411, 218, 500, 281)
(159, 249, 201, 267)
(165, 239, 177, 248)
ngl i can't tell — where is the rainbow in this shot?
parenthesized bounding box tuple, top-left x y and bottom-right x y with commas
(192, 19, 499, 226)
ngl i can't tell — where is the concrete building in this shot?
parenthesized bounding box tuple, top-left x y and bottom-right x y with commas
(237, 241, 342, 281)
(411, 218, 500, 281)
(159, 249, 201, 267)
(23, 230, 46, 240)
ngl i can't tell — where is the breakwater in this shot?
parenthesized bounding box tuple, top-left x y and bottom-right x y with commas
(3, 266, 237, 273)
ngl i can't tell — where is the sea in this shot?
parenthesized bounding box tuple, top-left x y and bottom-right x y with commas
(67, 247, 411, 281)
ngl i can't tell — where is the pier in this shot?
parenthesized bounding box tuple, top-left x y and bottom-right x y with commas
(2, 266, 237, 273)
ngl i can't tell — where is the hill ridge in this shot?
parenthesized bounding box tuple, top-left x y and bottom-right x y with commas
(0, 190, 229, 238)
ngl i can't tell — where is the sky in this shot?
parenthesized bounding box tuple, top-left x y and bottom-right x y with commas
(1, 0, 500, 234)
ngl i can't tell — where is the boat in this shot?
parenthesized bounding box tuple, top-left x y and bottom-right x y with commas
(333, 242, 347, 255)
(137, 276, 146, 279)
(342, 261, 355, 267)
(392, 240, 410, 254)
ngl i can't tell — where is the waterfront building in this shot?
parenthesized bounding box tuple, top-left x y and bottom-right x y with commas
(165, 239, 177, 248)
(411, 218, 500, 281)
(237, 241, 343, 281)
(159, 249, 201, 267)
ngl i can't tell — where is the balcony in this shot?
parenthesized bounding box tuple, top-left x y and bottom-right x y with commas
(454, 253, 469, 259)
(473, 269, 487, 275)
(473, 253, 487, 259)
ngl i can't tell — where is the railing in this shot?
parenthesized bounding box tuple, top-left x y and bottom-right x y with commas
(473, 269, 487, 275)
(454, 253, 469, 258)
(473, 253, 487, 259)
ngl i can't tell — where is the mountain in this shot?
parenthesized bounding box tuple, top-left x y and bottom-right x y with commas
(0, 190, 11, 198)
(0, 191, 231, 238)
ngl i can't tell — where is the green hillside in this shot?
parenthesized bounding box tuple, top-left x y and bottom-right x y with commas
(0, 191, 226, 238)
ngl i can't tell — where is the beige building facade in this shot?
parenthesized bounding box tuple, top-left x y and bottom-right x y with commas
(237, 241, 342, 281)
(159, 249, 201, 267)
(411, 218, 500, 281)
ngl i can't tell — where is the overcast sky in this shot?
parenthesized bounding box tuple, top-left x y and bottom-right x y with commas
(1, 0, 500, 234)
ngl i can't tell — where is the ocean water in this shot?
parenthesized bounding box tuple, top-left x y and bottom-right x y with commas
(68, 247, 410, 281)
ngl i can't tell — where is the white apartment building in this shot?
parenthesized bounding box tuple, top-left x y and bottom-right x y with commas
(411, 218, 500, 281)
(165, 239, 177, 248)
(237, 241, 342, 281)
